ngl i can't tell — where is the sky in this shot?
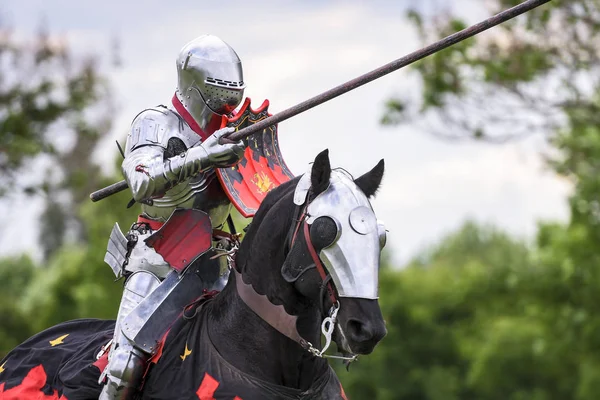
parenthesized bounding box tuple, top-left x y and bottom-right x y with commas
(0, 0, 570, 266)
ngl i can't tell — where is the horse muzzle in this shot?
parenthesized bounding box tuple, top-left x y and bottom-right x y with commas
(335, 298, 387, 355)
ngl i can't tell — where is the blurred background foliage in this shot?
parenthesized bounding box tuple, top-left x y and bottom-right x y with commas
(2, 1, 600, 399)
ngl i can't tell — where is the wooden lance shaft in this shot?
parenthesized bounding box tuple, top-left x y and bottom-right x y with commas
(90, 0, 551, 202)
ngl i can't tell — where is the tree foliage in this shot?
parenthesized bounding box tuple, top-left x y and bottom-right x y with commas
(0, 24, 115, 260)
(0, 25, 135, 357)
(335, 221, 600, 400)
(383, 0, 598, 143)
(340, 2, 600, 398)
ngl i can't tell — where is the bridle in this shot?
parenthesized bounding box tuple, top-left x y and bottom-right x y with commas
(234, 186, 358, 362)
(287, 192, 338, 312)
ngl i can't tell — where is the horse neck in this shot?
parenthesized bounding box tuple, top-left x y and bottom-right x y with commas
(207, 277, 327, 388)
(207, 196, 329, 389)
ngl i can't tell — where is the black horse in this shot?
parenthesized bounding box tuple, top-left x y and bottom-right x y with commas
(0, 149, 387, 399)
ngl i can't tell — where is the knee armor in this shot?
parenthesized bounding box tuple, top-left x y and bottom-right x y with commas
(98, 270, 160, 400)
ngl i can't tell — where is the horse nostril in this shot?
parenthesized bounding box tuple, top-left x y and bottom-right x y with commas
(346, 318, 374, 343)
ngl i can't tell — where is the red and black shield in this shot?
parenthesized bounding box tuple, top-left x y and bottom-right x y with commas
(217, 98, 294, 218)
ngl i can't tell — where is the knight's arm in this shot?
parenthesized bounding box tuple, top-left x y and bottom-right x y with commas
(122, 110, 245, 202)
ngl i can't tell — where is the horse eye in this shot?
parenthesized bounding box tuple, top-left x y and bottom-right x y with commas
(309, 216, 339, 250)
(377, 221, 387, 249)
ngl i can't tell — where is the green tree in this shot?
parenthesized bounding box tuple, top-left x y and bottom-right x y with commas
(338, 221, 600, 400)
(383, 0, 594, 143)
(337, 223, 531, 399)
(0, 24, 115, 259)
(0, 255, 36, 358)
(0, 25, 133, 345)
(21, 178, 138, 332)
(362, 4, 600, 397)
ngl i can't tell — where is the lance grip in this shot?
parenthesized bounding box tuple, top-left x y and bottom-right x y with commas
(218, 122, 268, 144)
(90, 180, 129, 202)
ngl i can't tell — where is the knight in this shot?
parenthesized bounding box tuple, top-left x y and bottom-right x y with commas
(98, 35, 250, 399)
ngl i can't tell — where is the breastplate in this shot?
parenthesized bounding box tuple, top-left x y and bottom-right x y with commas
(141, 168, 231, 228)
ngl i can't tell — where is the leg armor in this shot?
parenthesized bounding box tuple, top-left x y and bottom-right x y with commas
(99, 270, 160, 400)
(100, 211, 232, 398)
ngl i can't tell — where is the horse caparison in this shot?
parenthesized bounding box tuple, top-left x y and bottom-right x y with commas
(0, 149, 387, 400)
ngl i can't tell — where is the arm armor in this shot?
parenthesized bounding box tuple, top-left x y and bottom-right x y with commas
(122, 109, 207, 202)
(122, 108, 244, 202)
(121, 146, 213, 202)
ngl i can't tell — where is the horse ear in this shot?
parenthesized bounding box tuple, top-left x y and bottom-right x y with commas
(311, 149, 331, 196)
(355, 159, 385, 198)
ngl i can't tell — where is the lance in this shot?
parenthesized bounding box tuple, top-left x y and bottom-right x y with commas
(90, 0, 551, 202)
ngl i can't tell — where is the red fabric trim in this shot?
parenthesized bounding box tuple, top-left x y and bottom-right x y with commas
(171, 94, 210, 141)
(0, 365, 62, 399)
(224, 97, 270, 125)
(138, 327, 170, 393)
(137, 215, 164, 231)
(144, 291, 217, 376)
(148, 329, 169, 366)
(92, 352, 109, 373)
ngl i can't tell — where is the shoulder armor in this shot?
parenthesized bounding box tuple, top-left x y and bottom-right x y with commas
(125, 107, 202, 154)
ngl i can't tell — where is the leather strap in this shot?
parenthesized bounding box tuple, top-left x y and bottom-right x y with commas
(303, 222, 337, 306)
(234, 269, 308, 349)
(171, 94, 210, 141)
(137, 215, 164, 231)
(212, 229, 238, 241)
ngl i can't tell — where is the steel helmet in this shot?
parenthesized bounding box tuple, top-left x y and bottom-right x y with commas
(175, 35, 245, 133)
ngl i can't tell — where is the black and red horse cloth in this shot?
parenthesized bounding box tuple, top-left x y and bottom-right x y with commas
(0, 307, 347, 399)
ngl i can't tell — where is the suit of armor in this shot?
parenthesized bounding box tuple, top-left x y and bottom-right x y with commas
(99, 35, 247, 400)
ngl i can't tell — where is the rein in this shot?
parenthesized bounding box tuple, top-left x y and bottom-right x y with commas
(302, 222, 337, 309)
(288, 198, 337, 311)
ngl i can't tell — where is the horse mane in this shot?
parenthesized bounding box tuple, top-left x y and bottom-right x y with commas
(235, 176, 301, 274)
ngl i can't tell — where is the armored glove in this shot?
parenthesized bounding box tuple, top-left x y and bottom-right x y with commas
(158, 127, 245, 183)
(189, 127, 246, 170)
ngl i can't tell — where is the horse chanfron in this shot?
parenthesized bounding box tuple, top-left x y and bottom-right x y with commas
(281, 149, 388, 358)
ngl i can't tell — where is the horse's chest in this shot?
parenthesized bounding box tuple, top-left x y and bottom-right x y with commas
(142, 347, 288, 399)
(140, 322, 272, 399)
(141, 318, 346, 400)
